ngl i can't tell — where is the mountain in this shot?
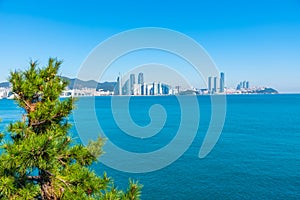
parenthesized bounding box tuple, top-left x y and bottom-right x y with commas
(0, 77, 116, 92)
(61, 77, 116, 91)
(0, 82, 10, 88)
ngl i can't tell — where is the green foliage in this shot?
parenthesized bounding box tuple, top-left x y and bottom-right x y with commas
(0, 119, 3, 142)
(0, 58, 142, 199)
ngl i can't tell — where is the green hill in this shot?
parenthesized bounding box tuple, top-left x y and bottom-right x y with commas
(0, 77, 116, 91)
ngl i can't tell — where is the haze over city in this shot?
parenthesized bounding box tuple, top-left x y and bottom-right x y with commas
(0, 1, 300, 92)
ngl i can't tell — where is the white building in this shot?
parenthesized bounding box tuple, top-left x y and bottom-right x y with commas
(0, 87, 10, 99)
(133, 84, 141, 95)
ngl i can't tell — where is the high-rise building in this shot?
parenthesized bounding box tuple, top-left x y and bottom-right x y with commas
(161, 84, 170, 95)
(141, 83, 147, 95)
(115, 74, 122, 95)
(152, 82, 157, 95)
(122, 79, 130, 95)
(242, 81, 246, 89)
(146, 84, 149, 95)
(157, 82, 161, 95)
(213, 77, 217, 93)
(236, 80, 249, 90)
(133, 84, 141, 95)
(130, 74, 135, 95)
(138, 72, 144, 84)
(208, 76, 212, 94)
(246, 81, 250, 89)
(220, 72, 225, 93)
(237, 81, 243, 90)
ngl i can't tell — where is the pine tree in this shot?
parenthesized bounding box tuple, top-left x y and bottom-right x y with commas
(0, 58, 142, 200)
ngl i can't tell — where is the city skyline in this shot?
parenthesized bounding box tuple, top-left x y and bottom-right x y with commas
(0, 70, 276, 94)
(0, 1, 300, 92)
(115, 72, 173, 96)
(0, 70, 278, 98)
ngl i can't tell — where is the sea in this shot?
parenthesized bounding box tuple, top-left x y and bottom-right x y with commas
(0, 94, 299, 200)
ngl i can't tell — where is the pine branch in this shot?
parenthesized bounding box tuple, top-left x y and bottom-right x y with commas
(27, 175, 41, 182)
(44, 170, 71, 189)
(30, 113, 62, 126)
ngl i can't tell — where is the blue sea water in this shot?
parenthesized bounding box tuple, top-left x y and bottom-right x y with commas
(0, 95, 299, 199)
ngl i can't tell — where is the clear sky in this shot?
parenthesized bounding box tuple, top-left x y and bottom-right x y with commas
(0, 0, 300, 92)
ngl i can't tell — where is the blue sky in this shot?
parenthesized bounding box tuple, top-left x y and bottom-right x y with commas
(0, 0, 300, 92)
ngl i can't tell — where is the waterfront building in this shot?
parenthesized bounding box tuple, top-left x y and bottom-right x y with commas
(153, 82, 158, 95)
(138, 72, 144, 84)
(141, 83, 147, 95)
(130, 74, 135, 95)
(213, 77, 218, 93)
(157, 82, 161, 95)
(146, 84, 149, 95)
(147, 84, 152, 95)
(208, 76, 212, 94)
(237, 81, 243, 90)
(236, 80, 250, 90)
(220, 72, 225, 93)
(133, 83, 141, 95)
(0, 87, 9, 98)
(242, 81, 246, 89)
(122, 79, 130, 95)
(161, 83, 170, 95)
(115, 74, 122, 95)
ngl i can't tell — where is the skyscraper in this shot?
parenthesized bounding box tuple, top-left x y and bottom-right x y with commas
(246, 81, 250, 89)
(138, 72, 144, 84)
(220, 72, 225, 93)
(115, 73, 122, 95)
(157, 82, 161, 95)
(130, 74, 135, 95)
(153, 82, 157, 95)
(208, 76, 212, 94)
(161, 84, 170, 95)
(141, 83, 146, 95)
(213, 77, 217, 93)
(146, 84, 151, 95)
(122, 79, 130, 95)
